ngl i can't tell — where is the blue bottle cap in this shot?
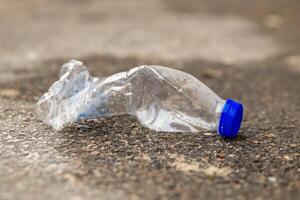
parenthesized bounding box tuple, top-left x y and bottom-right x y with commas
(218, 99, 243, 138)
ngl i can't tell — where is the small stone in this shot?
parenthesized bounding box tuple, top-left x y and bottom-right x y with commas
(228, 154, 235, 158)
(23, 117, 31, 122)
(283, 155, 291, 161)
(268, 177, 277, 183)
(200, 165, 232, 177)
(217, 153, 225, 159)
(266, 133, 275, 138)
(289, 144, 298, 148)
(0, 89, 20, 98)
(203, 132, 213, 136)
(254, 155, 261, 162)
(90, 150, 99, 156)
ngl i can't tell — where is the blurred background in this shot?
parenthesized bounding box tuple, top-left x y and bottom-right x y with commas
(1, 0, 299, 70)
(0, 0, 299, 200)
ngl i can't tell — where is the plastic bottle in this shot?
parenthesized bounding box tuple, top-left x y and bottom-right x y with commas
(36, 60, 243, 138)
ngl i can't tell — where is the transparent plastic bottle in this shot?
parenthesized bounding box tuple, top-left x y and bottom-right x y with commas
(36, 60, 243, 138)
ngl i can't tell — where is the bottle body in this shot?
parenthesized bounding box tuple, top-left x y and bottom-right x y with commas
(36, 60, 227, 133)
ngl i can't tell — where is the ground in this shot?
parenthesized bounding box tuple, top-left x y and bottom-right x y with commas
(0, 0, 299, 200)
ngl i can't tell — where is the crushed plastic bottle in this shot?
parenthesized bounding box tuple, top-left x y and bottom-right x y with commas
(36, 60, 243, 138)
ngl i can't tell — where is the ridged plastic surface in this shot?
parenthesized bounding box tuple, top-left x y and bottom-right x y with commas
(36, 60, 224, 131)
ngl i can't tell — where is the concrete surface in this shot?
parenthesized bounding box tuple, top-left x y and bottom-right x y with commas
(0, 0, 299, 199)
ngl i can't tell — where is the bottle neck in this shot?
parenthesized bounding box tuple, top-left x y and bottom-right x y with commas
(214, 100, 226, 131)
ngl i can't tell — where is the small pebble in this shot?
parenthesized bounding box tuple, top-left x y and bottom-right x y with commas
(283, 155, 291, 161)
(266, 133, 275, 138)
(217, 153, 225, 159)
(268, 177, 277, 183)
(289, 144, 297, 148)
(203, 132, 213, 136)
(0, 89, 20, 98)
(228, 154, 235, 158)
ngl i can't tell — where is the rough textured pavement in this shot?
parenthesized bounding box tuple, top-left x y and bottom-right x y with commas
(0, 0, 299, 199)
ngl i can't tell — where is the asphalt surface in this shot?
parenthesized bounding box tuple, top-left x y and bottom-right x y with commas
(0, 0, 299, 200)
